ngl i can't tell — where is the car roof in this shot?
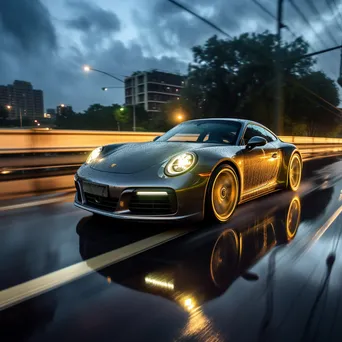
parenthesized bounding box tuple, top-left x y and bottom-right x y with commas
(186, 118, 259, 125)
(184, 118, 278, 139)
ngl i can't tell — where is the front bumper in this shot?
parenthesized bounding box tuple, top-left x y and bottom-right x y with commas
(74, 165, 208, 222)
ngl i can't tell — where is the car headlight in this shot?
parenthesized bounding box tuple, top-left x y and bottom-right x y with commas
(165, 152, 197, 176)
(86, 146, 103, 164)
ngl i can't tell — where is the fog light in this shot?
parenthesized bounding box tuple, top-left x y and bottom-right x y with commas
(136, 191, 168, 196)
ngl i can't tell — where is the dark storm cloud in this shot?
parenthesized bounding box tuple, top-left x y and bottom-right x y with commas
(65, 0, 121, 33)
(137, 0, 341, 52)
(0, 0, 184, 112)
(0, 0, 340, 112)
(134, 0, 276, 52)
(0, 0, 57, 53)
(136, 0, 341, 81)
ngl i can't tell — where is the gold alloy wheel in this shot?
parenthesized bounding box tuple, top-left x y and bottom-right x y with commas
(289, 154, 302, 191)
(286, 196, 301, 240)
(211, 167, 239, 222)
(210, 229, 239, 288)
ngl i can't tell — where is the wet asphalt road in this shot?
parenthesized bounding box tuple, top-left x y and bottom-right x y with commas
(1, 157, 342, 342)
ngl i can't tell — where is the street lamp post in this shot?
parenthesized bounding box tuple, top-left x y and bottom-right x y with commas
(5, 105, 11, 123)
(83, 65, 136, 131)
(83, 65, 125, 83)
(132, 84, 136, 132)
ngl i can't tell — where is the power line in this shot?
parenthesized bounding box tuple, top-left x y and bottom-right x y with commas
(324, 0, 342, 32)
(251, 0, 298, 40)
(303, 93, 341, 118)
(288, 0, 330, 49)
(290, 78, 341, 117)
(168, 0, 341, 69)
(288, 77, 341, 118)
(331, 0, 342, 31)
(251, 0, 339, 72)
(305, 0, 339, 45)
(290, 44, 342, 60)
(288, 0, 339, 77)
(251, 0, 276, 20)
(167, 0, 233, 39)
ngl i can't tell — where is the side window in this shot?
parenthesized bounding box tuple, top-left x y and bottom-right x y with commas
(258, 127, 277, 143)
(241, 124, 262, 145)
(241, 124, 277, 145)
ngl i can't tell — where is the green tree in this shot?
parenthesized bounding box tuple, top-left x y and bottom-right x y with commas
(0, 105, 9, 126)
(114, 106, 129, 130)
(56, 103, 123, 130)
(288, 72, 340, 136)
(183, 32, 339, 135)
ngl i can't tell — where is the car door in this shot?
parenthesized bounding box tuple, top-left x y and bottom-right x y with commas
(240, 124, 277, 194)
(256, 126, 281, 186)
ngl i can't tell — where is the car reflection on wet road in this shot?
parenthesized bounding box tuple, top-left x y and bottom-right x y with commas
(77, 196, 302, 311)
(1, 158, 342, 342)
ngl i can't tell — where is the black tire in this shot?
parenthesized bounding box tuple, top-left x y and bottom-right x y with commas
(205, 164, 239, 223)
(287, 153, 302, 191)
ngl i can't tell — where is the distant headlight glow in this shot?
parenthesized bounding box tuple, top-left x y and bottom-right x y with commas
(165, 152, 197, 176)
(86, 146, 103, 164)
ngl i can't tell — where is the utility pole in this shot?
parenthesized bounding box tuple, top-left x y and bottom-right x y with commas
(19, 108, 22, 128)
(338, 40, 342, 87)
(275, 0, 284, 135)
(133, 79, 136, 132)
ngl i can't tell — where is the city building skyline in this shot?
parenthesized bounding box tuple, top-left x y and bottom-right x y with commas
(46, 108, 56, 117)
(0, 80, 44, 119)
(57, 104, 73, 117)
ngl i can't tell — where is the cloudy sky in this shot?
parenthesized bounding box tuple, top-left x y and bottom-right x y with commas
(0, 0, 341, 112)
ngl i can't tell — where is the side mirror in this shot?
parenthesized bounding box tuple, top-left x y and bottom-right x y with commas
(246, 136, 267, 149)
(153, 136, 160, 142)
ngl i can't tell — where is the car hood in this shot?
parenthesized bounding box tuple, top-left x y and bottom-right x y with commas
(90, 142, 215, 174)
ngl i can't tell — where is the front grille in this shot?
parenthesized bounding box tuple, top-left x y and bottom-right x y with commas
(84, 193, 118, 212)
(129, 192, 177, 215)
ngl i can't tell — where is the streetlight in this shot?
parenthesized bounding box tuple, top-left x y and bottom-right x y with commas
(101, 86, 124, 91)
(83, 65, 136, 132)
(82, 65, 124, 83)
(6, 105, 11, 110)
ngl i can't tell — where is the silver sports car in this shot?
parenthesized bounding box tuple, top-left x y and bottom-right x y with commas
(74, 118, 302, 222)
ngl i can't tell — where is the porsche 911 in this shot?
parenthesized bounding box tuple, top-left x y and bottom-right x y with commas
(74, 118, 302, 222)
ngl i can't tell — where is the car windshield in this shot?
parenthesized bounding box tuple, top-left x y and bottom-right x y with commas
(157, 120, 242, 145)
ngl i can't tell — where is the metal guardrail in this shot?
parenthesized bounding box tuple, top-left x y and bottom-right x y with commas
(0, 129, 342, 200)
(0, 128, 341, 150)
(1, 144, 342, 170)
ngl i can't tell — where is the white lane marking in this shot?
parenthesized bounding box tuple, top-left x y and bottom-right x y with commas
(290, 204, 342, 261)
(0, 228, 192, 311)
(307, 204, 342, 250)
(0, 193, 75, 212)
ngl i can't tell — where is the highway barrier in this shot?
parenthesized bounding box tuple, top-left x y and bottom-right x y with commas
(1, 129, 342, 200)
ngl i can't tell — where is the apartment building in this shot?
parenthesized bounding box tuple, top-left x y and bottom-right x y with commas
(124, 70, 185, 113)
(0, 80, 44, 119)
